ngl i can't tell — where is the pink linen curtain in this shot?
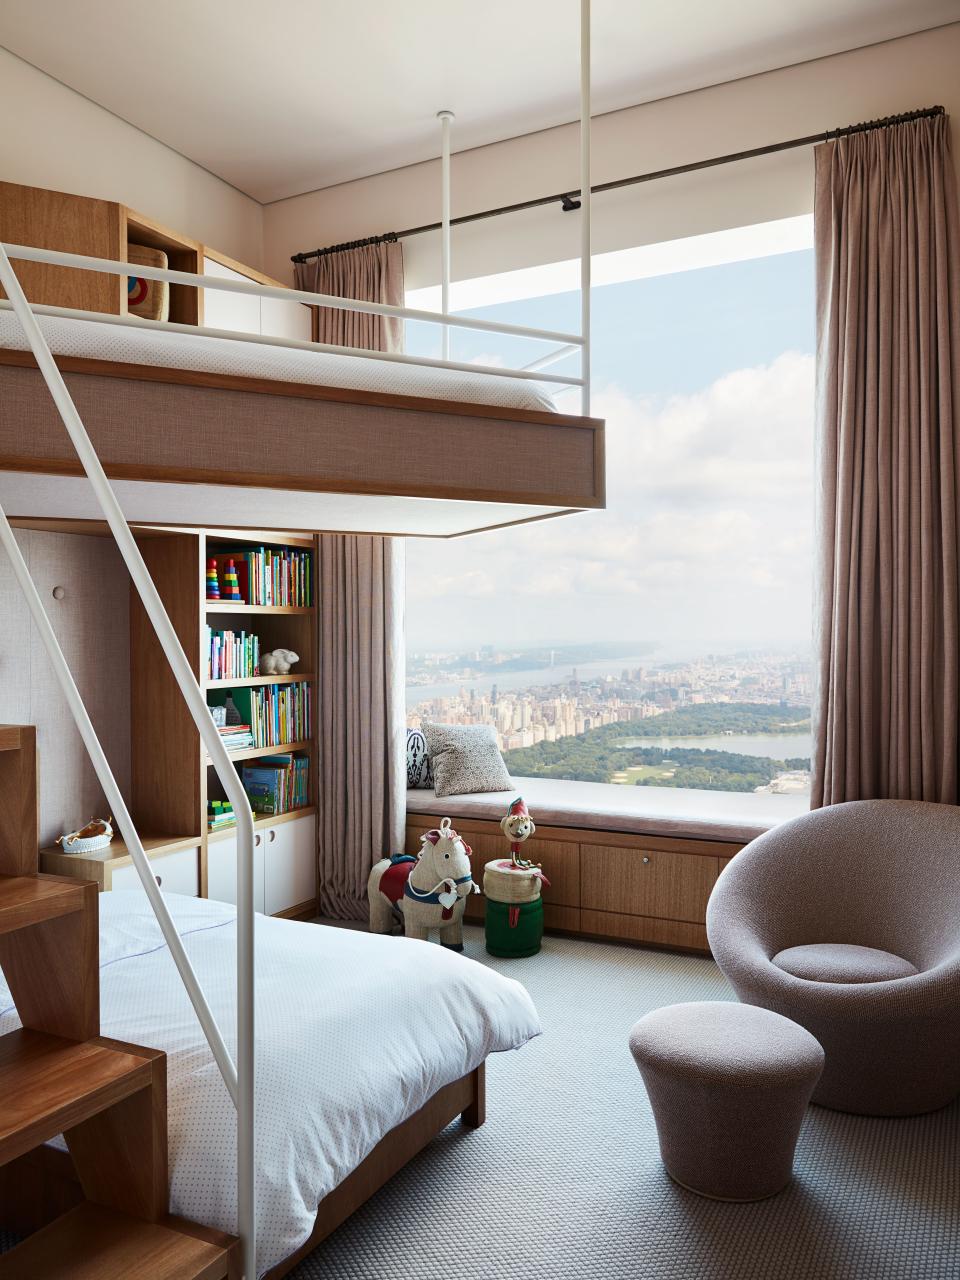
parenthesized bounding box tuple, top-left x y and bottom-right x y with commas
(293, 240, 404, 353)
(295, 241, 407, 916)
(812, 114, 960, 806)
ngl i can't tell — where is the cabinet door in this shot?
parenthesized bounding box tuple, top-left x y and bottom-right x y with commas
(264, 815, 317, 916)
(110, 846, 200, 895)
(581, 844, 718, 924)
(202, 256, 261, 335)
(206, 831, 265, 913)
(260, 296, 313, 342)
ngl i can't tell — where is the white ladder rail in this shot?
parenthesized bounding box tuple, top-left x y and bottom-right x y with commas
(0, 242, 257, 1280)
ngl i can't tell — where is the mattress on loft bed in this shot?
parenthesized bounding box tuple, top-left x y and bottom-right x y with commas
(0, 310, 558, 413)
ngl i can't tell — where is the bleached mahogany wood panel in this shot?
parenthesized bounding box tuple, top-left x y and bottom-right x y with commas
(580, 842, 718, 923)
(0, 531, 130, 845)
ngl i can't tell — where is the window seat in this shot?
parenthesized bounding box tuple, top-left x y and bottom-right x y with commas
(407, 776, 808, 845)
(406, 779, 809, 954)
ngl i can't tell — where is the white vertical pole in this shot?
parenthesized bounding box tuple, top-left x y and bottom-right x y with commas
(438, 109, 455, 361)
(580, 0, 591, 416)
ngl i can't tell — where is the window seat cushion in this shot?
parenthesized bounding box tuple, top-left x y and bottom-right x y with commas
(407, 776, 808, 844)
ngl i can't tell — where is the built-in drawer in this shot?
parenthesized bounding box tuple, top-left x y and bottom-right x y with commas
(109, 846, 200, 896)
(580, 843, 718, 924)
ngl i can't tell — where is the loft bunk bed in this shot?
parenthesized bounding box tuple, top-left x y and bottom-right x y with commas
(0, 3, 595, 1276)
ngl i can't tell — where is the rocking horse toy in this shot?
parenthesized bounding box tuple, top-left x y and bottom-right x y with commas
(368, 817, 480, 951)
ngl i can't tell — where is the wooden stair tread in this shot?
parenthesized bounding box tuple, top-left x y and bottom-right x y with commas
(0, 1202, 233, 1279)
(0, 874, 87, 935)
(0, 1029, 152, 1166)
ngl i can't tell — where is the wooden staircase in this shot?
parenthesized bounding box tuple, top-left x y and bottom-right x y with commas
(0, 726, 238, 1278)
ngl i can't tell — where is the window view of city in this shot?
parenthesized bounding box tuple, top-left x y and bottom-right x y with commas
(406, 221, 816, 808)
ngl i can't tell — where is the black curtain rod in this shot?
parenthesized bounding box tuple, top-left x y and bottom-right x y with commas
(291, 104, 944, 264)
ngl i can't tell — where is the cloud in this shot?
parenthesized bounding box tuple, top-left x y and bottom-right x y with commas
(407, 352, 815, 653)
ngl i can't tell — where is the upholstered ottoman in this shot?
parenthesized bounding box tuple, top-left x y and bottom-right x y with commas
(629, 1002, 824, 1201)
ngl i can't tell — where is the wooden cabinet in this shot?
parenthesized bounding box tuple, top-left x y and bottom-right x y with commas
(0, 181, 202, 324)
(39, 836, 201, 894)
(406, 813, 743, 954)
(581, 843, 717, 923)
(201, 255, 261, 334)
(207, 830, 266, 914)
(202, 248, 312, 341)
(264, 814, 317, 916)
(110, 846, 200, 896)
(206, 815, 316, 918)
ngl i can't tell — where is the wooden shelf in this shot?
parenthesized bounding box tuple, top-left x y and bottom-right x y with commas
(207, 804, 317, 842)
(0, 1029, 151, 1165)
(0, 1200, 234, 1280)
(204, 673, 315, 689)
(204, 603, 313, 615)
(40, 833, 202, 872)
(207, 739, 313, 764)
(0, 874, 87, 935)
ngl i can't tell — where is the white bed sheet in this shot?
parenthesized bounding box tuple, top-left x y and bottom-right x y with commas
(0, 892, 540, 1276)
(0, 310, 557, 413)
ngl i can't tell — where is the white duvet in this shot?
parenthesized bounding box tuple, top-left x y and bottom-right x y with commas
(0, 892, 540, 1276)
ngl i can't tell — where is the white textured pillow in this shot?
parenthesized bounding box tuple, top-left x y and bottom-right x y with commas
(422, 722, 513, 798)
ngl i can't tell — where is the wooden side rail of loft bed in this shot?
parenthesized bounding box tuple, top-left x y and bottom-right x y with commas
(0, 349, 605, 522)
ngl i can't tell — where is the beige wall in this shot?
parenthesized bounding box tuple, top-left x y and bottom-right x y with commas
(263, 23, 960, 291)
(0, 46, 263, 267)
(0, 530, 130, 847)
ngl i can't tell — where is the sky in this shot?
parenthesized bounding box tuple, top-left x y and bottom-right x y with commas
(405, 237, 815, 659)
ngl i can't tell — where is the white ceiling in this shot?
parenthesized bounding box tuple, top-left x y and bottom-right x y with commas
(2, 0, 958, 204)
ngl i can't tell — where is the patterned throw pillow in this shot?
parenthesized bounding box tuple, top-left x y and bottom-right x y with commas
(406, 728, 434, 789)
(422, 722, 513, 798)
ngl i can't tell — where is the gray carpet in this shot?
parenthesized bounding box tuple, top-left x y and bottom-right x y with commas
(289, 926, 959, 1280)
(2, 928, 957, 1278)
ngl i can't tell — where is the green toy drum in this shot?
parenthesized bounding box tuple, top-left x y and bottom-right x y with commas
(483, 858, 546, 958)
(485, 897, 544, 958)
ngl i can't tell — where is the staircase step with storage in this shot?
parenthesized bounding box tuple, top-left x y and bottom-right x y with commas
(0, 1201, 235, 1279)
(0, 1029, 153, 1167)
(0, 874, 88, 936)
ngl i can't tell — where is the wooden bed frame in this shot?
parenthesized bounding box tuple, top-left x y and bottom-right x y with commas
(0, 1062, 485, 1278)
(0, 349, 605, 537)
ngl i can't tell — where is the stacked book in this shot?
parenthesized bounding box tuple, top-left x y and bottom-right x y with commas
(242, 755, 309, 816)
(206, 626, 260, 681)
(209, 547, 312, 607)
(217, 723, 255, 752)
(207, 799, 235, 831)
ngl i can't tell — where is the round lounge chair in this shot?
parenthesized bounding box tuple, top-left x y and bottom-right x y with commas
(705, 800, 960, 1116)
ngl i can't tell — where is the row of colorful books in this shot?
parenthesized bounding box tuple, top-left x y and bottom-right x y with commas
(207, 684, 311, 750)
(208, 547, 312, 607)
(206, 626, 261, 681)
(241, 756, 310, 816)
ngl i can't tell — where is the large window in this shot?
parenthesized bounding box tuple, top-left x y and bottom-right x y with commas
(406, 219, 815, 811)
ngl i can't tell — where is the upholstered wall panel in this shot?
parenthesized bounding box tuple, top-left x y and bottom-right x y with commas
(0, 529, 130, 844)
(0, 365, 603, 509)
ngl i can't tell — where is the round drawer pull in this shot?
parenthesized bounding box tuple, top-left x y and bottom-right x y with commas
(642, 856, 651, 865)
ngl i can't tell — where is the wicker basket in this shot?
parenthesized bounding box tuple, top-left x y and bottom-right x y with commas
(126, 242, 169, 321)
(483, 858, 544, 904)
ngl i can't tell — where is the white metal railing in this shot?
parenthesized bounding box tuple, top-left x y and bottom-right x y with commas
(0, 8, 592, 1277)
(0, 241, 258, 1280)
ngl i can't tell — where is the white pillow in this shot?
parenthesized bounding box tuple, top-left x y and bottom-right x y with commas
(422, 722, 513, 798)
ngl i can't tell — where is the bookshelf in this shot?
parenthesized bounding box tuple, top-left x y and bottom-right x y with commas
(127, 527, 319, 918)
